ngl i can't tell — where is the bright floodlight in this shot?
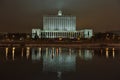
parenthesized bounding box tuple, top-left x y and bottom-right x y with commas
(58, 10, 62, 16)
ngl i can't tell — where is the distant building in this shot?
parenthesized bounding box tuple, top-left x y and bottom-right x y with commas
(32, 10, 93, 39)
(32, 29, 41, 38)
(80, 29, 93, 38)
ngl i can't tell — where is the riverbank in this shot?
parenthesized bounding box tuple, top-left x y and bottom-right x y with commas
(0, 40, 120, 47)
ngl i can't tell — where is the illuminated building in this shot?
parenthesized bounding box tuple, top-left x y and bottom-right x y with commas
(43, 10, 76, 31)
(80, 29, 93, 38)
(32, 29, 41, 38)
(32, 10, 93, 39)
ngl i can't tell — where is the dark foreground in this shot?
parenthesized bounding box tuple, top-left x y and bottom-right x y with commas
(1, 61, 120, 80)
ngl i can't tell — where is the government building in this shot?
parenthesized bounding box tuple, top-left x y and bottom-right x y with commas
(32, 10, 93, 39)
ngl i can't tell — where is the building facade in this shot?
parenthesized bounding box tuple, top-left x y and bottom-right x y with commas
(80, 29, 93, 38)
(32, 30, 82, 39)
(43, 10, 76, 31)
(32, 10, 93, 39)
(43, 16, 76, 31)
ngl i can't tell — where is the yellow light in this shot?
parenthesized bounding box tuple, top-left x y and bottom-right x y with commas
(26, 47, 30, 60)
(5, 47, 9, 60)
(52, 47, 54, 54)
(106, 48, 109, 51)
(77, 37, 80, 40)
(13, 47, 15, 50)
(59, 37, 62, 40)
(27, 47, 30, 50)
(39, 47, 41, 51)
(112, 48, 115, 51)
(112, 48, 115, 58)
(6, 47, 8, 54)
(21, 48, 24, 57)
(106, 50, 109, 58)
(12, 48, 15, 61)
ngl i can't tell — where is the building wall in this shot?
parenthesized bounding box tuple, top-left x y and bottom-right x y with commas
(80, 29, 93, 38)
(43, 16, 76, 31)
(32, 29, 41, 38)
(41, 31, 82, 39)
(32, 11, 93, 39)
(32, 30, 82, 39)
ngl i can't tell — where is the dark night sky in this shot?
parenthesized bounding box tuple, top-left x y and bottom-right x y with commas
(0, 0, 120, 32)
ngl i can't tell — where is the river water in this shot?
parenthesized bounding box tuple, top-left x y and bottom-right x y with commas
(0, 46, 120, 80)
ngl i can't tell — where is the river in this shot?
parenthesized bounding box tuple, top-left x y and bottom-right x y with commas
(0, 46, 120, 80)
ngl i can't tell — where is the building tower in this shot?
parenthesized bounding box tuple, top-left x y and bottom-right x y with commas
(58, 10, 62, 16)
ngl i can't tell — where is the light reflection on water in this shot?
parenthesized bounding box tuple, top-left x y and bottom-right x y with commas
(43, 47, 76, 72)
(2, 47, 120, 62)
(0, 47, 120, 80)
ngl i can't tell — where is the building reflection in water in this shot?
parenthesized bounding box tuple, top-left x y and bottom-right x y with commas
(31, 47, 41, 61)
(79, 49, 93, 60)
(43, 47, 77, 79)
(3, 47, 118, 62)
(57, 71, 62, 80)
(43, 47, 76, 72)
(1, 46, 120, 80)
(42, 47, 95, 79)
(45, 48, 48, 58)
(56, 48, 59, 56)
(59, 47, 62, 54)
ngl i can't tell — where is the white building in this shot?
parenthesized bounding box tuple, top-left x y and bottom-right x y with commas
(32, 29, 41, 38)
(43, 11, 76, 31)
(80, 29, 93, 38)
(32, 10, 93, 39)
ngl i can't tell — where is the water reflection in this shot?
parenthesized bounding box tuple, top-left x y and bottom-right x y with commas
(1, 47, 120, 68)
(43, 47, 76, 72)
(105, 48, 116, 59)
(112, 48, 115, 58)
(21, 48, 24, 57)
(106, 48, 109, 58)
(79, 49, 93, 60)
(12, 47, 15, 61)
(57, 72, 62, 80)
(1, 47, 120, 80)
(31, 47, 41, 61)
(5, 47, 8, 60)
(26, 47, 30, 60)
(2, 47, 120, 61)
